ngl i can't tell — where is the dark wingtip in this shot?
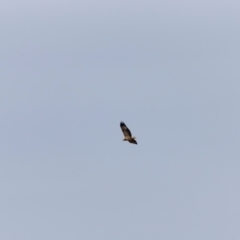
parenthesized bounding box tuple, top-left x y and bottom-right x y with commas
(120, 121, 125, 126)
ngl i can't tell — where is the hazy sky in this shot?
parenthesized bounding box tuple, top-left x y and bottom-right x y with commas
(1, 0, 240, 239)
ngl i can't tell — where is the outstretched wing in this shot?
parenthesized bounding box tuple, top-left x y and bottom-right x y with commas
(129, 138, 137, 144)
(120, 121, 132, 138)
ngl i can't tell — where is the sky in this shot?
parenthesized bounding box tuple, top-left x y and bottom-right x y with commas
(1, 0, 240, 239)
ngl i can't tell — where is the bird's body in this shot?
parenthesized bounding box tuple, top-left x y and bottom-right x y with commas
(120, 122, 137, 145)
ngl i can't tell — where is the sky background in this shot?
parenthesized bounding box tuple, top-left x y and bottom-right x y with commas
(1, 0, 240, 239)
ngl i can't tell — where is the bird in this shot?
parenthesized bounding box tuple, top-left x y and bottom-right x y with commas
(120, 121, 137, 145)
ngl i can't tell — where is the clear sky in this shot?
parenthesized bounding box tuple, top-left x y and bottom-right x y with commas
(1, 0, 240, 239)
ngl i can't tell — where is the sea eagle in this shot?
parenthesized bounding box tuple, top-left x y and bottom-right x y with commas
(120, 121, 137, 145)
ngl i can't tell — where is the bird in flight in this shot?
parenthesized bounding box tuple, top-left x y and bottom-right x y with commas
(120, 121, 137, 145)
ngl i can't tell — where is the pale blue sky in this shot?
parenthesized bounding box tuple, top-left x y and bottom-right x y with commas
(1, 0, 240, 239)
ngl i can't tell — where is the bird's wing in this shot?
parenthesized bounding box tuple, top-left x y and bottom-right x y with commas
(120, 122, 132, 137)
(129, 138, 137, 144)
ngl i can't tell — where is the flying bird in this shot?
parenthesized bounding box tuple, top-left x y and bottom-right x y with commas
(120, 121, 137, 145)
